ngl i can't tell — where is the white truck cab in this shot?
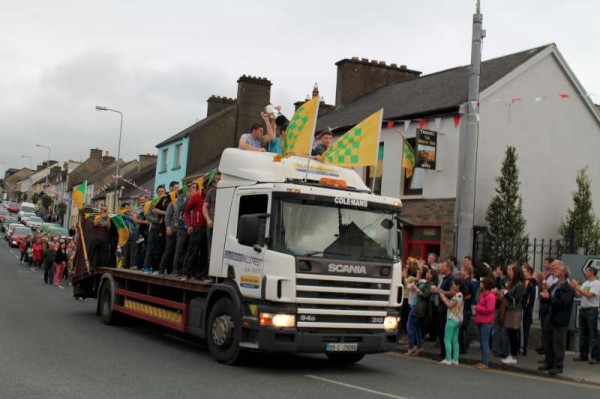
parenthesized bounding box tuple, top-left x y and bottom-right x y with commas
(202, 149, 403, 364)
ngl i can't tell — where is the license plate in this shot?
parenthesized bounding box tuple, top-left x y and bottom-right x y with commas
(325, 343, 358, 352)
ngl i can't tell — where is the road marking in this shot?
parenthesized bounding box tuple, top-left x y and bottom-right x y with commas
(386, 352, 600, 390)
(305, 375, 409, 399)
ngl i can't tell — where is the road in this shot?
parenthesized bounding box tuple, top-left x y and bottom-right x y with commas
(0, 239, 598, 399)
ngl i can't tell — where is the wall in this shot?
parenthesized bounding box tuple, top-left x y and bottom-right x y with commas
(474, 52, 600, 239)
(186, 108, 237, 176)
(154, 137, 189, 192)
(377, 50, 600, 243)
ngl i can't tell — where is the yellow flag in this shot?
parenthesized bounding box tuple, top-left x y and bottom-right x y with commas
(281, 97, 320, 157)
(322, 109, 383, 167)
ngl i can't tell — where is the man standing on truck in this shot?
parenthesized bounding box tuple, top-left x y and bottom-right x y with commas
(143, 185, 166, 274)
(181, 181, 208, 281)
(202, 172, 220, 254)
(172, 182, 195, 276)
(132, 195, 150, 270)
(88, 204, 111, 270)
(238, 123, 266, 152)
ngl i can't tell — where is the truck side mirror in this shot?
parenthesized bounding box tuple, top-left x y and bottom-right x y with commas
(238, 213, 269, 247)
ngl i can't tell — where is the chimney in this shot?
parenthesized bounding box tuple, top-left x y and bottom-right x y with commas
(334, 57, 421, 108)
(235, 75, 272, 141)
(207, 96, 236, 117)
(294, 83, 335, 118)
(101, 151, 115, 165)
(90, 148, 102, 160)
(138, 154, 157, 171)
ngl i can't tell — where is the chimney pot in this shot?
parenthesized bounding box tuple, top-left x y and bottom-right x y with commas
(379, 61, 386, 66)
(400, 65, 407, 70)
(361, 58, 369, 62)
(391, 63, 398, 68)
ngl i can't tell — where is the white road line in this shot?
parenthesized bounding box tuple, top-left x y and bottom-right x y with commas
(305, 375, 409, 399)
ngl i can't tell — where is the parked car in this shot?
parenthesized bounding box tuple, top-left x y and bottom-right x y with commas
(9, 226, 33, 247)
(1, 216, 18, 232)
(20, 212, 36, 224)
(48, 226, 69, 240)
(41, 223, 61, 235)
(7, 204, 19, 213)
(26, 216, 44, 230)
(0, 207, 9, 222)
(5, 223, 24, 241)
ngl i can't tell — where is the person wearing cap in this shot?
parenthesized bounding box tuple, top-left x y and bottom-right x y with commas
(571, 265, 600, 364)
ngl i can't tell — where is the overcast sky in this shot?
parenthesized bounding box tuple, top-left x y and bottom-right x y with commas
(1, 0, 598, 176)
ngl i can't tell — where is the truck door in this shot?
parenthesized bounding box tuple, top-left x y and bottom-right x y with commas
(223, 191, 270, 300)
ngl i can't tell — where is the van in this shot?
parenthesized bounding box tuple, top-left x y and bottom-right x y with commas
(18, 202, 36, 221)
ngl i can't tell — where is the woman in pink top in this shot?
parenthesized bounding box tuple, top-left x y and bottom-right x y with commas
(474, 276, 497, 370)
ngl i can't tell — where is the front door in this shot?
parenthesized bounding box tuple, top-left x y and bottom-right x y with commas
(405, 226, 441, 260)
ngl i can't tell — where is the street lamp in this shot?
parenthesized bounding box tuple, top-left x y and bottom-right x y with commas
(95, 105, 124, 212)
(21, 155, 33, 169)
(36, 144, 52, 185)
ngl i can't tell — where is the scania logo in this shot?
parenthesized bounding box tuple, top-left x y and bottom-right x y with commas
(328, 264, 367, 274)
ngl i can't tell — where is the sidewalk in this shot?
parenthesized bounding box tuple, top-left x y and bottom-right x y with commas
(396, 336, 600, 386)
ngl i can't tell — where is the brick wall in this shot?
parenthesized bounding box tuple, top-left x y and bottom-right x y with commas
(401, 198, 456, 259)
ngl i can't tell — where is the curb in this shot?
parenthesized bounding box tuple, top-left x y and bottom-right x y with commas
(395, 346, 600, 387)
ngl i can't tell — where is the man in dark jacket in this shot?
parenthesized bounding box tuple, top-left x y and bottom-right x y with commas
(539, 260, 575, 375)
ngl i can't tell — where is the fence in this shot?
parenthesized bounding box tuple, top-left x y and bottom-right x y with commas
(473, 230, 600, 273)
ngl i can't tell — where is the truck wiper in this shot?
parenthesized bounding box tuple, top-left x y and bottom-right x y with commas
(301, 251, 349, 258)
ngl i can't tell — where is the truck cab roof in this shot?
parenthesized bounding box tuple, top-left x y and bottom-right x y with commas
(218, 148, 401, 210)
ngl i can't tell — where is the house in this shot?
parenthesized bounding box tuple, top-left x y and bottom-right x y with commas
(66, 150, 138, 227)
(94, 154, 157, 210)
(88, 158, 139, 212)
(154, 75, 272, 189)
(3, 168, 35, 201)
(317, 44, 600, 260)
(21, 161, 59, 198)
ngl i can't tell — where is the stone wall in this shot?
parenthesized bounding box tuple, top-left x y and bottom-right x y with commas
(401, 198, 456, 259)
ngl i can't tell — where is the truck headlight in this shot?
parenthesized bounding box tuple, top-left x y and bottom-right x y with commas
(259, 313, 296, 328)
(383, 316, 399, 332)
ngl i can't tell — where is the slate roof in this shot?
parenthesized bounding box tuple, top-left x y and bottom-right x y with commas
(156, 105, 237, 148)
(316, 44, 550, 131)
(93, 162, 156, 201)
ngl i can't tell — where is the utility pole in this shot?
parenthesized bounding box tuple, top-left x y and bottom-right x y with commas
(455, 0, 484, 260)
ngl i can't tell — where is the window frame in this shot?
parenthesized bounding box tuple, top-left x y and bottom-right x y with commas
(160, 148, 168, 173)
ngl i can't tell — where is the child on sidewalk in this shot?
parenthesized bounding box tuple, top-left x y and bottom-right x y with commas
(439, 280, 466, 365)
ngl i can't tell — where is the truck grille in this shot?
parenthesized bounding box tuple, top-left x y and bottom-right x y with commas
(295, 273, 392, 330)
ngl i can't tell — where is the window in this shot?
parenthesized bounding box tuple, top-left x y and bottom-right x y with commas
(402, 138, 423, 196)
(366, 143, 384, 195)
(173, 143, 182, 169)
(236, 194, 269, 241)
(405, 226, 441, 260)
(160, 148, 168, 173)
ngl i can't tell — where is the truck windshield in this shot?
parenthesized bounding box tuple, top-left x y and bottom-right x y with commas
(272, 199, 398, 263)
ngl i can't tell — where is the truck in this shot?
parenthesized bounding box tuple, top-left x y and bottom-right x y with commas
(73, 148, 404, 364)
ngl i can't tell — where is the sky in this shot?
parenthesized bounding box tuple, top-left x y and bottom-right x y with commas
(1, 0, 598, 176)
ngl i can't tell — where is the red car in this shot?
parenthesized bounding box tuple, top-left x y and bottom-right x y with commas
(10, 226, 33, 247)
(7, 205, 19, 213)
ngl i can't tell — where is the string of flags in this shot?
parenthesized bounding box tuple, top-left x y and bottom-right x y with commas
(383, 91, 597, 131)
(91, 175, 152, 198)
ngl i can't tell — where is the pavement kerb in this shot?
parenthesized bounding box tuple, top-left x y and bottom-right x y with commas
(394, 346, 600, 387)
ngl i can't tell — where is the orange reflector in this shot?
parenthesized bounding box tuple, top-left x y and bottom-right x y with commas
(259, 313, 273, 327)
(319, 177, 347, 188)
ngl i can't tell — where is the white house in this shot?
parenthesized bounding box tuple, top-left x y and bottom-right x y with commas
(317, 44, 600, 262)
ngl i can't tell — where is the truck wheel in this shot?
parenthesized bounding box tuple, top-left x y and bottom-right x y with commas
(207, 297, 242, 365)
(98, 281, 119, 325)
(325, 353, 365, 364)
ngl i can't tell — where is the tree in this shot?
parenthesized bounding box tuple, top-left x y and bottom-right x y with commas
(483, 146, 528, 267)
(41, 194, 53, 210)
(31, 192, 42, 205)
(558, 168, 600, 253)
(56, 202, 67, 224)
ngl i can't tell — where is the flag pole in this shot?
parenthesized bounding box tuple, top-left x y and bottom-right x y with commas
(303, 99, 320, 183)
(371, 109, 384, 193)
